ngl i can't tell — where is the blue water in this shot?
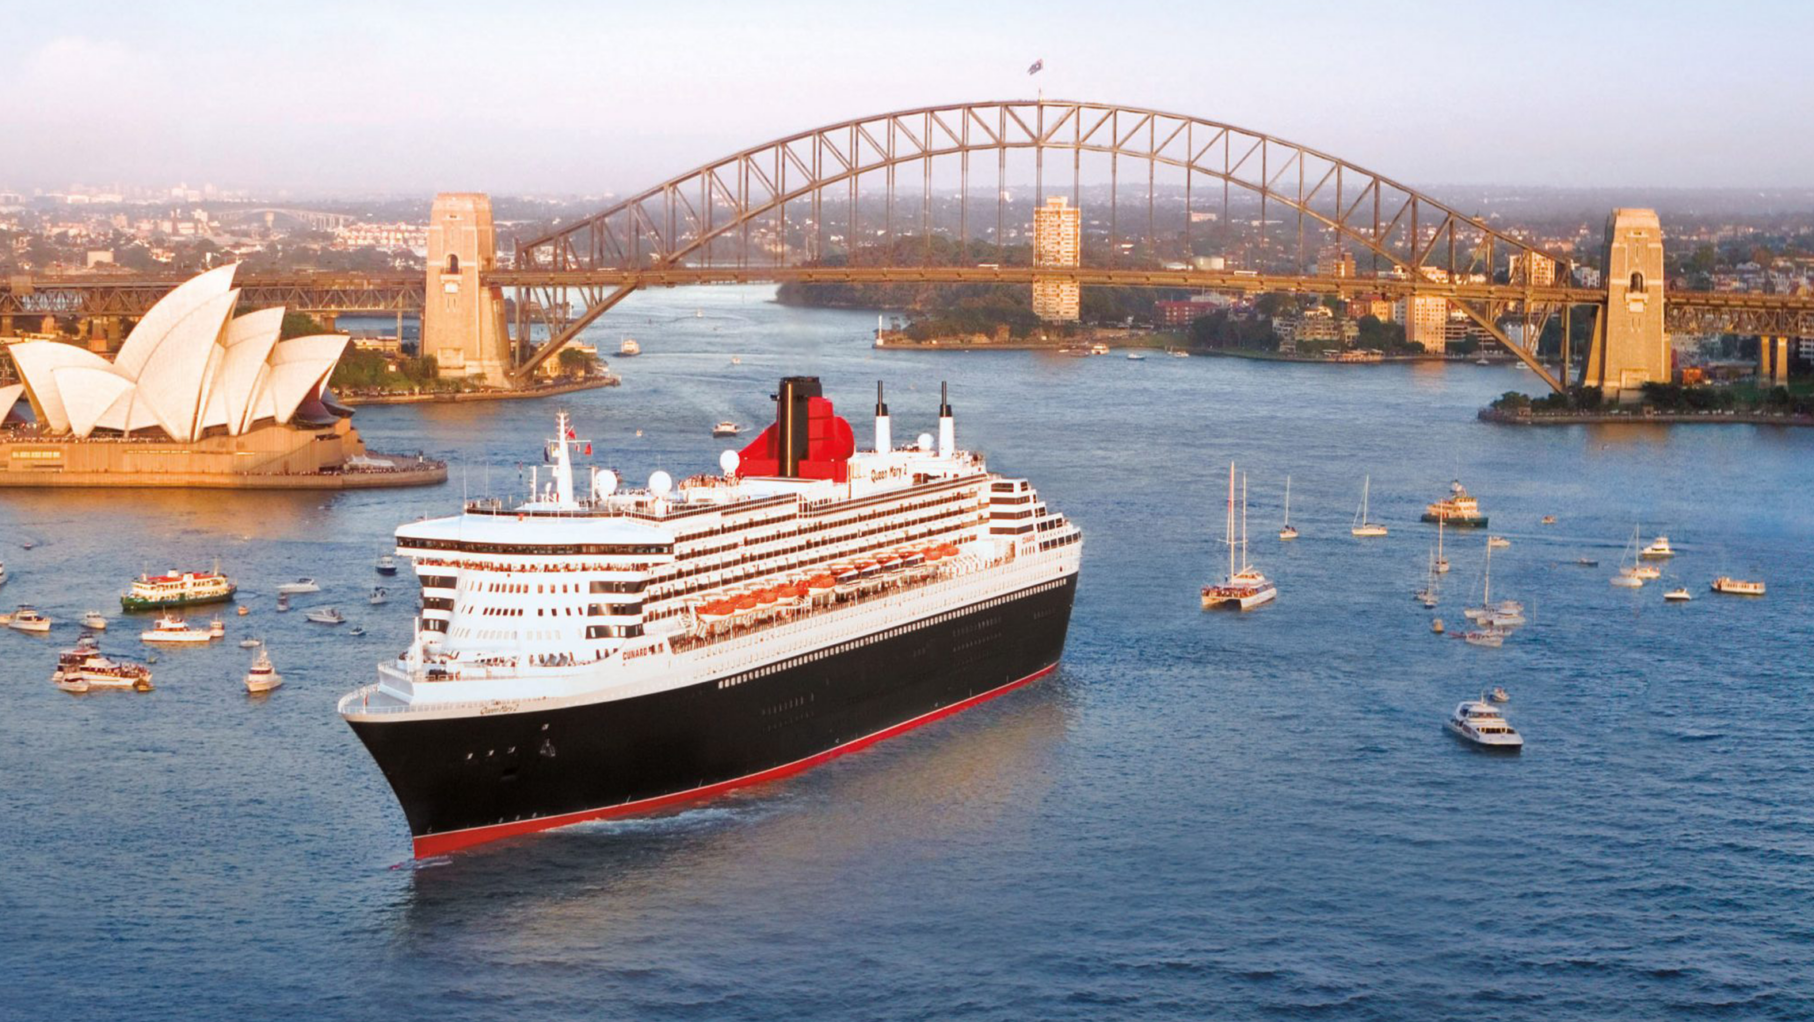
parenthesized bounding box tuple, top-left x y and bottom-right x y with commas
(3, 285, 1811, 1020)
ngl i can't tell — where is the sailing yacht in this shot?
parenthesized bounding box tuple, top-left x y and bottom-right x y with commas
(1416, 549, 1441, 607)
(1202, 465, 1278, 611)
(1611, 526, 1649, 587)
(1278, 476, 1299, 541)
(1351, 476, 1388, 537)
(1464, 539, 1525, 628)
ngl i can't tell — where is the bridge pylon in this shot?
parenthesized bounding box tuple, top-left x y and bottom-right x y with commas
(1582, 208, 1669, 401)
(423, 193, 511, 386)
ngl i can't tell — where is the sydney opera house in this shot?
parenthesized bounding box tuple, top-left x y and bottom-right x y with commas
(0, 265, 443, 489)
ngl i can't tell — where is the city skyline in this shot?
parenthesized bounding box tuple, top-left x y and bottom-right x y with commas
(6, 0, 1814, 195)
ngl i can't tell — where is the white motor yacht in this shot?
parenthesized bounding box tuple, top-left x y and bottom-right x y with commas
(276, 578, 321, 595)
(1640, 536, 1675, 559)
(140, 614, 219, 644)
(374, 555, 399, 576)
(1447, 698, 1523, 750)
(711, 421, 743, 438)
(81, 610, 108, 630)
(1663, 588, 1693, 602)
(244, 647, 283, 694)
(369, 587, 389, 606)
(305, 607, 347, 625)
(7, 606, 52, 633)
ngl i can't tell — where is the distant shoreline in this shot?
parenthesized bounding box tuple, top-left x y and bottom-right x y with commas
(339, 376, 618, 406)
(1478, 407, 1814, 427)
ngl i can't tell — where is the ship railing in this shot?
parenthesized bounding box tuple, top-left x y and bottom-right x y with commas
(339, 681, 565, 718)
(667, 551, 1013, 654)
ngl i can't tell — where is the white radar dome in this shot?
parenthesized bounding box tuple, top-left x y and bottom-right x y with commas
(649, 470, 673, 497)
(593, 469, 617, 499)
(719, 449, 740, 475)
(917, 432, 934, 452)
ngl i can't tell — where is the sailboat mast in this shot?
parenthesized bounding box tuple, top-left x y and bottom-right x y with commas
(1284, 475, 1291, 527)
(1227, 462, 1236, 579)
(1483, 540, 1492, 605)
(1241, 472, 1249, 571)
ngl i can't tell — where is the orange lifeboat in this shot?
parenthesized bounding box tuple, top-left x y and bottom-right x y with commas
(734, 594, 759, 612)
(755, 588, 778, 606)
(808, 574, 836, 590)
(938, 543, 959, 557)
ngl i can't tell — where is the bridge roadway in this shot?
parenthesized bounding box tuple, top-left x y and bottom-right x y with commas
(0, 271, 423, 318)
(6, 265, 1813, 347)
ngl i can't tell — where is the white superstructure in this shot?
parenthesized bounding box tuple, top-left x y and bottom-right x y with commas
(343, 384, 1082, 722)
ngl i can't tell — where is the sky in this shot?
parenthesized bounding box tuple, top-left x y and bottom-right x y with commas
(4, 0, 1811, 197)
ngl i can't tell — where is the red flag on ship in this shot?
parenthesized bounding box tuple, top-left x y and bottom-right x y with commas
(584, 443, 592, 456)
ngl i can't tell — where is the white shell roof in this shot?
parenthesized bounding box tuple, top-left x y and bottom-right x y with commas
(7, 267, 352, 443)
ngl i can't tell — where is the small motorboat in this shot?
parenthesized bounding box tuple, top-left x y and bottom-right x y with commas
(1574, 558, 1599, 567)
(369, 587, 388, 606)
(618, 337, 642, 357)
(1541, 515, 1557, 525)
(1663, 588, 1692, 603)
(275, 594, 291, 613)
(1126, 351, 1148, 361)
(1487, 535, 1511, 549)
(1431, 617, 1445, 634)
(141, 614, 218, 644)
(7, 606, 52, 633)
(305, 607, 346, 625)
(276, 578, 320, 595)
(1168, 349, 1190, 358)
(1710, 577, 1765, 597)
(1490, 687, 1509, 703)
(711, 421, 743, 438)
(208, 617, 225, 638)
(348, 626, 366, 637)
(238, 637, 262, 648)
(1447, 697, 1522, 751)
(243, 647, 283, 694)
(374, 555, 399, 576)
(80, 611, 108, 630)
(730, 355, 742, 365)
(236, 605, 249, 616)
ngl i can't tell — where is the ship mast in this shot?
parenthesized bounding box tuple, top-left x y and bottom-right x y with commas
(549, 411, 577, 507)
(1241, 471, 1249, 572)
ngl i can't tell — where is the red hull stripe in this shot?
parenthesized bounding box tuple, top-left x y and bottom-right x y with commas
(411, 662, 1059, 858)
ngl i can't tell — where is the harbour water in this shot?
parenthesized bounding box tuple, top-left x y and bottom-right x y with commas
(3, 285, 1811, 1020)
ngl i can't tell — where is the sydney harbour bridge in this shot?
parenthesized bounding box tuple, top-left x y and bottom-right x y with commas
(8, 100, 1814, 396)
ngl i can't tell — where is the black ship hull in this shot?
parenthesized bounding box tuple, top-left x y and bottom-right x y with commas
(347, 572, 1077, 856)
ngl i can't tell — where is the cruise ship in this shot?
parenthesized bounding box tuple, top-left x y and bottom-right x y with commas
(340, 377, 1082, 856)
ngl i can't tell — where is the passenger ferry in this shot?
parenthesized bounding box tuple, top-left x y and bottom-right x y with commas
(340, 377, 1082, 857)
(53, 638, 153, 693)
(618, 338, 642, 357)
(1710, 577, 1765, 597)
(120, 568, 236, 612)
(1421, 480, 1488, 527)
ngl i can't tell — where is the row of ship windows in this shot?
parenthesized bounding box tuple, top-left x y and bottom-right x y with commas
(650, 521, 970, 605)
(1038, 532, 1082, 552)
(711, 576, 1068, 690)
(401, 540, 672, 556)
(464, 602, 643, 619)
(672, 492, 978, 564)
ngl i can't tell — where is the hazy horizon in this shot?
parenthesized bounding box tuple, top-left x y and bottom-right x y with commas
(6, 0, 1811, 196)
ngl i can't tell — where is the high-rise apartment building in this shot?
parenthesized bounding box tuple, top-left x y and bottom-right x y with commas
(1032, 196, 1081, 322)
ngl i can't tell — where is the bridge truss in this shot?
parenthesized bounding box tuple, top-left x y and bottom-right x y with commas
(507, 99, 1593, 388)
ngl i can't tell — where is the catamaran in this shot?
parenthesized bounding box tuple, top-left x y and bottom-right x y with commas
(1351, 476, 1388, 537)
(1203, 465, 1277, 611)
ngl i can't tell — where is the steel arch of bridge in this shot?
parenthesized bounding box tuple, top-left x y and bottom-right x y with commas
(508, 100, 1577, 386)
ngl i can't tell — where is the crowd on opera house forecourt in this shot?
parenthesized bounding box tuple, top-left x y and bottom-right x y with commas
(0, 264, 352, 443)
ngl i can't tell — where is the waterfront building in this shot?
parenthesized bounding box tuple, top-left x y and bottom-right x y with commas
(1032, 196, 1081, 322)
(1508, 252, 1557, 286)
(1394, 292, 1450, 353)
(1316, 250, 1356, 278)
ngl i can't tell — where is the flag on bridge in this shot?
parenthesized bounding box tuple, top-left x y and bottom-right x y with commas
(1027, 58, 1043, 75)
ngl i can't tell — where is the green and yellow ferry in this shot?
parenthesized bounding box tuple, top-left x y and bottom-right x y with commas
(120, 569, 237, 612)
